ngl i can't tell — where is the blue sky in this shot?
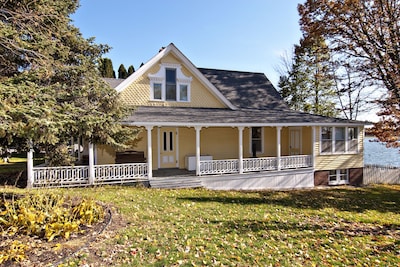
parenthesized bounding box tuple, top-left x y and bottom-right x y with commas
(72, 0, 303, 87)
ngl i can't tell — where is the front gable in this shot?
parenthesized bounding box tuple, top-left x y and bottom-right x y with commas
(116, 44, 235, 109)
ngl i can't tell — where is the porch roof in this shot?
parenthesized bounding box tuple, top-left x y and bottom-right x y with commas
(123, 106, 368, 127)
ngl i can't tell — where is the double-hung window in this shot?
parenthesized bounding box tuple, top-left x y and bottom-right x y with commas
(149, 63, 192, 102)
(166, 68, 177, 101)
(320, 126, 359, 154)
(348, 127, 358, 152)
(251, 127, 263, 154)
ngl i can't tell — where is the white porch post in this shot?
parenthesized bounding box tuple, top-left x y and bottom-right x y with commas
(277, 126, 282, 170)
(88, 143, 95, 185)
(27, 148, 34, 188)
(195, 126, 202, 176)
(238, 126, 244, 174)
(146, 126, 153, 179)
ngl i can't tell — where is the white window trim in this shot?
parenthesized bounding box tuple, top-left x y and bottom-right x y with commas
(329, 169, 349, 185)
(148, 63, 192, 102)
(320, 126, 359, 155)
(249, 127, 264, 155)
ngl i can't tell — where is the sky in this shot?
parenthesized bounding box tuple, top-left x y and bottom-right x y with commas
(71, 0, 303, 87)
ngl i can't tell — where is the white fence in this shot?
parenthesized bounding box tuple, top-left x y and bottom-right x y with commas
(199, 155, 312, 175)
(363, 164, 400, 185)
(33, 163, 148, 188)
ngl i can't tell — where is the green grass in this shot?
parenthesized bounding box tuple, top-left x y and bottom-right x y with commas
(61, 185, 400, 266)
(0, 155, 44, 174)
(3, 185, 400, 266)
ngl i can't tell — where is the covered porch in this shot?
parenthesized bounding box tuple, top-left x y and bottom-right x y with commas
(139, 124, 316, 178)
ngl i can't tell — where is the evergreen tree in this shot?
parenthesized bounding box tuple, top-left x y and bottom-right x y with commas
(99, 58, 115, 78)
(118, 64, 128, 79)
(278, 36, 337, 117)
(0, 0, 138, 165)
(127, 65, 135, 76)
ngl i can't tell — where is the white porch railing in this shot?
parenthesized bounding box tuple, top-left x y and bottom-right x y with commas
(280, 155, 313, 169)
(33, 163, 148, 188)
(200, 159, 239, 175)
(33, 166, 89, 187)
(94, 163, 148, 185)
(200, 155, 312, 175)
(243, 157, 277, 172)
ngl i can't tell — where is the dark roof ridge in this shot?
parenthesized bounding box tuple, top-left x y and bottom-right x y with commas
(198, 67, 265, 75)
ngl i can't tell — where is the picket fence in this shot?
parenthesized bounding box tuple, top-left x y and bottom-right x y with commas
(363, 164, 400, 185)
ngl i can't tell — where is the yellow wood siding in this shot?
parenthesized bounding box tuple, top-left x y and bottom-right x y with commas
(96, 144, 115, 165)
(119, 53, 227, 108)
(302, 127, 312, 155)
(201, 127, 239, 159)
(178, 127, 196, 169)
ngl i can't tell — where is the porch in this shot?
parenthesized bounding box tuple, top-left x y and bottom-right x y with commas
(28, 154, 313, 189)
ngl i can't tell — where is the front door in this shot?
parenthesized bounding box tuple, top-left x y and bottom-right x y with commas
(289, 128, 302, 155)
(160, 128, 178, 168)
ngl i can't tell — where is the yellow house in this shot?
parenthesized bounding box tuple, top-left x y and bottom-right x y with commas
(82, 43, 366, 190)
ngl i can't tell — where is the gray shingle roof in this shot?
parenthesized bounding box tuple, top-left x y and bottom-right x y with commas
(103, 78, 125, 88)
(123, 106, 364, 126)
(198, 68, 288, 110)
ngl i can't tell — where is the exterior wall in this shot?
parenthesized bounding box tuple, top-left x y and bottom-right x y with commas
(119, 53, 227, 108)
(96, 144, 115, 165)
(200, 127, 239, 160)
(349, 167, 363, 185)
(178, 127, 196, 169)
(314, 126, 364, 171)
(302, 127, 312, 155)
(314, 170, 329, 186)
(262, 127, 278, 157)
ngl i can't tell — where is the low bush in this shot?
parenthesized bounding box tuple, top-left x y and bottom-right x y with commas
(0, 192, 105, 264)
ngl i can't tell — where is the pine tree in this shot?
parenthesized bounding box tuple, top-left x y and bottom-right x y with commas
(99, 58, 115, 78)
(278, 36, 337, 117)
(127, 65, 135, 76)
(118, 64, 128, 79)
(0, 0, 138, 165)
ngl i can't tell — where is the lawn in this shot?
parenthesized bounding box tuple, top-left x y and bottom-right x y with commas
(1, 185, 399, 266)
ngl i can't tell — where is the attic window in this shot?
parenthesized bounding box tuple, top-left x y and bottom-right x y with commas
(149, 63, 192, 102)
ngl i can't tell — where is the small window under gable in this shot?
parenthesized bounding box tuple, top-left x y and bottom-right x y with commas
(148, 63, 192, 102)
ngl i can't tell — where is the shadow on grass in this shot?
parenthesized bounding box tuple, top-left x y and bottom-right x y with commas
(208, 218, 399, 254)
(179, 186, 400, 213)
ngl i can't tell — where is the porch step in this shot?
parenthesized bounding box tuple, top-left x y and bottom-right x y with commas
(149, 176, 203, 189)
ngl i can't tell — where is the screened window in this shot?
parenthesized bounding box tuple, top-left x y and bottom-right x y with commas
(321, 127, 359, 154)
(321, 127, 333, 153)
(335, 127, 345, 152)
(348, 127, 358, 152)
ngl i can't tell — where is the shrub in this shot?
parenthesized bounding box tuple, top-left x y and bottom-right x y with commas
(0, 192, 105, 264)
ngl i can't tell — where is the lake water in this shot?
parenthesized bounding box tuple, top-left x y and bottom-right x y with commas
(364, 137, 400, 167)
